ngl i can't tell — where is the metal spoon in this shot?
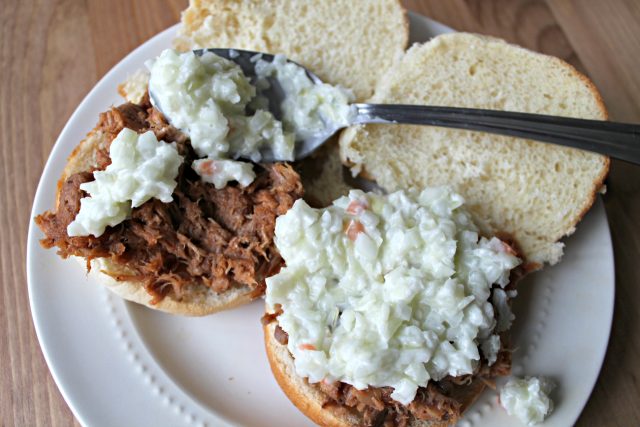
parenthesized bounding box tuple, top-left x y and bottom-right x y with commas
(155, 48, 640, 164)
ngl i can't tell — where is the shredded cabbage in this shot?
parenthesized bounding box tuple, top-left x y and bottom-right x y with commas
(67, 128, 183, 237)
(266, 188, 521, 404)
(147, 49, 295, 189)
(500, 376, 555, 425)
(254, 54, 356, 139)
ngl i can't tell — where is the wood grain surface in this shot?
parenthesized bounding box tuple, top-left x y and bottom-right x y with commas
(1, 0, 638, 425)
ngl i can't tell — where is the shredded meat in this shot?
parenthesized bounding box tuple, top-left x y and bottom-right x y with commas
(37, 172, 95, 249)
(35, 100, 303, 303)
(271, 254, 527, 426)
(261, 304, 283, 326)
(315, 381, 464, 427)
(274, 325, 289, 345)
(307, 345, 513, 427)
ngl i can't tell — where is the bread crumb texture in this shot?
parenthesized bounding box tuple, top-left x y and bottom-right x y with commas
(174, 0, 408, 101)
(117, 69, 149, 104)
(340, 33, 609, 265)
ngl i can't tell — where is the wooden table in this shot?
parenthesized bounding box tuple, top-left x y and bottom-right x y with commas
(2, 0, 638, 425)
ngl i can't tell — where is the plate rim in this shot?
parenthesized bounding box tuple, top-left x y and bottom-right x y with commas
(26, 12, 616, 427)
(27, 24, 182, 427)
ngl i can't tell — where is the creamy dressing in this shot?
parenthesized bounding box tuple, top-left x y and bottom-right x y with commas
(147, 49, 294, 162)
(67, 128, 183, 237)
(192, 158, 256, 189)
(254, 54, 356, 139)
(146, 49, 357, 189)
(68, 49, 358, 237)
(500, 376, 555, 425)
(265, 188, 521, 404)
(146, 49, 294, 189)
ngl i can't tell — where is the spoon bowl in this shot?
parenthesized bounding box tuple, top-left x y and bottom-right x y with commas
(199, 48, 340, 162)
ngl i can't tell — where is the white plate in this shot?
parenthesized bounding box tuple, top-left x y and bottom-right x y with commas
(27, 14, 614, 427)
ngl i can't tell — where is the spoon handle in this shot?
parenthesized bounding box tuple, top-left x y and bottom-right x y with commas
(353, 104, 640, 164)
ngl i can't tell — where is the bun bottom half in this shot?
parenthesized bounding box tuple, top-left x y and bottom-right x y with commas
(263, 322, 487, 427)
(50, 124, 265, 316)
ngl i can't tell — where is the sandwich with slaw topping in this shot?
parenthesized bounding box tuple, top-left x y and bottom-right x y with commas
(262, 188, 527, 426)
(35, 1, 608, 424)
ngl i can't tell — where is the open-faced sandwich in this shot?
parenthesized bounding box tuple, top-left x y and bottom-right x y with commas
(189, 5, 607, 426)
(34, 85, 304, 315)
(36, 0, 609, 425)
(263, 187, 525, 426)
(34, 0, 409, 316)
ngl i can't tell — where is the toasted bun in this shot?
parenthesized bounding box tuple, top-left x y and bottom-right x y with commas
(57, 128, 259, 316)
(340, 33, 609, 265)
(174, 0, 408, 102)
(264, 322, 486, 427)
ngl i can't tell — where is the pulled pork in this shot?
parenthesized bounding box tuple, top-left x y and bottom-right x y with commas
(263, 275, 521, 426)
(267, 340, 511, 427)
(317, 381, 468, 427)
(35, 99, 303, 303)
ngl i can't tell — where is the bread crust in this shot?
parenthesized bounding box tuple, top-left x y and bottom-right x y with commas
(85, 257, 256, 315)
(263, 321, 486, 427)
(476, 34, 611, 251)
(396, 0, 410, 51)
(264, 322, 357, 427)
(546, 56, 610, 229)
